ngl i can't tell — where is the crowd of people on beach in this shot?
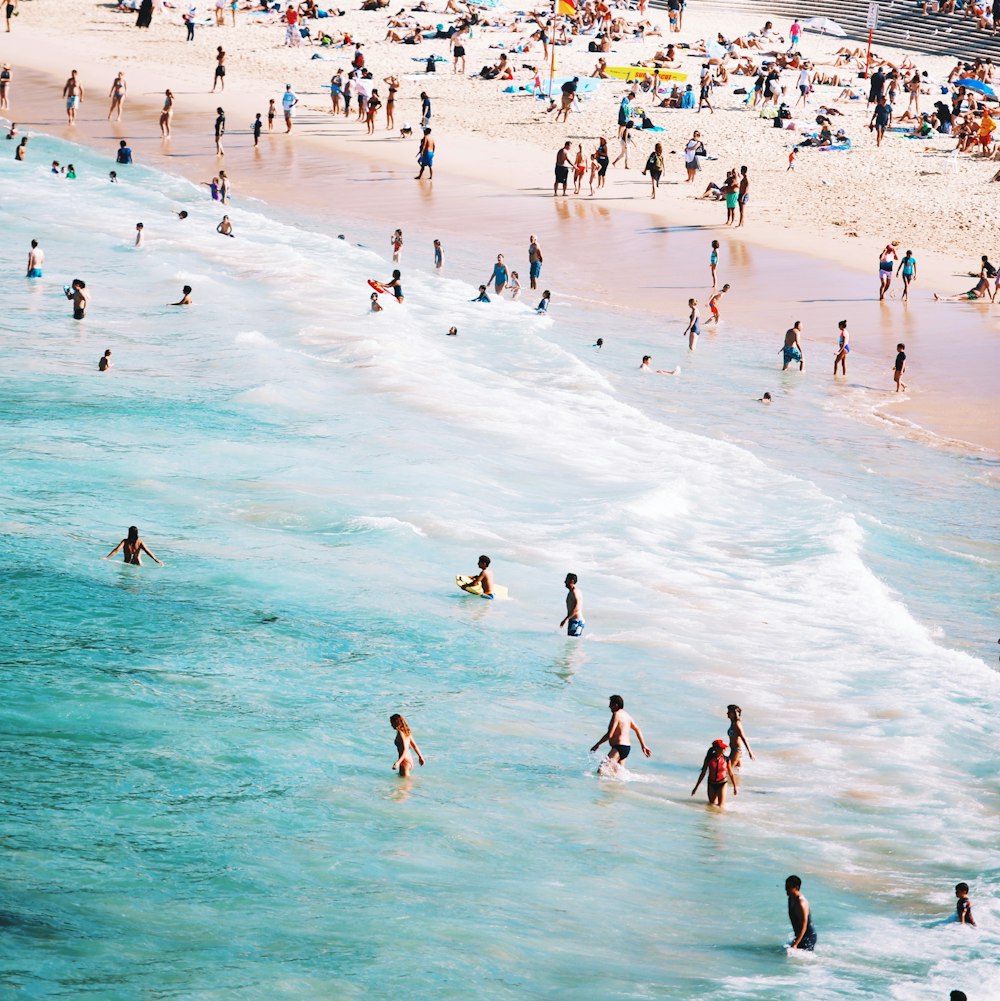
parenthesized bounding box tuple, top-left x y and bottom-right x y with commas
(1, 0, 991, 978)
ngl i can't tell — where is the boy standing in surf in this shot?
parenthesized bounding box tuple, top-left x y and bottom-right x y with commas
(785, 875, 817, 951)
(560, 573, 584, 636)
(460, 555, 494, 598)
(590, 695, 652, 775)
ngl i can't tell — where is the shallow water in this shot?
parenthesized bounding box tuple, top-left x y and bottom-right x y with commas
(1, 133, 997, 1000)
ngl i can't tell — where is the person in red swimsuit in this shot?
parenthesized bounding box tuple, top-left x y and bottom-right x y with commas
(691, 739, 737, 806)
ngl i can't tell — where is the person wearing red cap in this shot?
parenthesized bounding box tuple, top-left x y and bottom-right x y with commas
(691, 739, 738, 806)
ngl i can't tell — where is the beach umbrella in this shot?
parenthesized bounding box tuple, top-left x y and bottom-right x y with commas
(955, 78, 997, 98)
(802, 16, 847, 36)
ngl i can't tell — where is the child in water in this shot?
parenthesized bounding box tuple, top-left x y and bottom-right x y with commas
(370, 292, 383, 312)
(390, 714, 425, 777)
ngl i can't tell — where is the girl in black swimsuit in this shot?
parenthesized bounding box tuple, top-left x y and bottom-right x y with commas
(105, 526, 163, 566)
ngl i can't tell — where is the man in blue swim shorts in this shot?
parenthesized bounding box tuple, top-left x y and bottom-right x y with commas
(528, 234, 543, 290)
(781, 321, 804, 371)
(560, 572, 584, 636)
(415, 127, 435, 179)
(25, 238, 44, 278)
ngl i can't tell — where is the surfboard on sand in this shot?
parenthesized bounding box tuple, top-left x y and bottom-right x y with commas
(604, 66, 687, 82)
(456, 575, 509, 600)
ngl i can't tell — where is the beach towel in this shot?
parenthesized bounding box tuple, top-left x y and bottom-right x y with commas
(412, 55, 448, 62)
(639, 124, 664, 131)
(817, 142, 852, 151)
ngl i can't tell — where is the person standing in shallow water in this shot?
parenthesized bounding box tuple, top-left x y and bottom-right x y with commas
(390, 714, 425, 777)
(726, 705, 754, 768)
(560, 572, 584, 636)
(785, 875, 817, 950)
(691, 739, 737, 806)
(104, 526, 162, 566)
(590, 695, 652, 776)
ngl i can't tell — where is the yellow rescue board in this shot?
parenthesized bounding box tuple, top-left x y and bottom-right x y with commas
(456, 575, 509, 600)
(605, 66, 687, 82)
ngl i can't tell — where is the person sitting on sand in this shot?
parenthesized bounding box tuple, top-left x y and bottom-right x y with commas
(104, 526, 163, 566)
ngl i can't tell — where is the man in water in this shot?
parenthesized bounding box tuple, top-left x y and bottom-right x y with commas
(62, 69, 84, 124)
(26, 238, 44, 278)
(98, 349, 112, 372)
(785, 875, 817, 950)
(560, 572, 584, 636)
(170, 285, 193, 305)
(65, 278, 89, 320)
(460, 555, 494, 598)
(781, 321, 804, 371)
(528, 234, 543, 290)
(590, 695, 652, 775)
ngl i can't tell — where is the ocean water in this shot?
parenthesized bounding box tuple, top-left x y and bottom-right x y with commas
(1, 132, 998, 1001)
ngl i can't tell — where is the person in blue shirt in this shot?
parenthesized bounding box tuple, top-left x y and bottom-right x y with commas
(536, 290, 551, 313)
(116, 139, 133, 164)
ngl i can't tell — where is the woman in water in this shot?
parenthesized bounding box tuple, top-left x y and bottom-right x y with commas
(683, 297, 701, 351)
(726, 704, 754, 768)
(691, 739, 737, 806)
(390, 714, 425, 777)
(160, 89, 174, 138)
(104, 526, 162, 566)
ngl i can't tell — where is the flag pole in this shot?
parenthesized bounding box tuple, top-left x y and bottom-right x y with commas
(547, 0, 557, 101)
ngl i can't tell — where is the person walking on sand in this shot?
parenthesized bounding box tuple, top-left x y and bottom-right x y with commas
(590, 695, 652, 776)
(107, 72, 127, 121)
(25, 239, 44, 278)
(104, 526, 162, 566)
(214, 106, 226, 155)
(643, 142, 664, 198)
(390, 714, 425, 777)
(782, 321, 804, 371)
(213, 46, 226, 92)
(282, 84, 298, 133)
(554, 141, 571, 196)
(160, 89, 174, 138)
(691, 739, 737, 806)
(284, 3, 301, 46)
(63, 70, 84, 125)
(870, 95, 892, 147)
(709, 240, 720, 286)
(834, 319, 850, 376)
(737, 165, 750, 227)
(415, 128, 435, 179)
(893, 343, 906, 392)
(5, 0, 18, 33)
(683, 298, 701, 351)
(0, 64, 10, 110)
(708, 284, 729, 324)
(560, 572, 584, 636)
(684, 131, 702, 182)
(785, 876, 817, 951)
(897, 249, 917, 300)
(528, 235, 543, 291)
(460, 555, 494, 598)
(878, 243, 898, 300)
(726, 704, 754, 768)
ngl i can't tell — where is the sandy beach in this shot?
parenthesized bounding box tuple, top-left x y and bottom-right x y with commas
(1, 0, 998, 449)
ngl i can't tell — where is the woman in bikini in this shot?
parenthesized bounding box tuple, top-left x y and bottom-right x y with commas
(159, 89, 174, 138)
(390, 714, 425, 777)
(573, 143, 586, 194)
(108, 72, 127, 122)
(383, 75, 399, 129)
(104, 526, 162, 566)
(726, 705, 754, 768)
(691, 739, 737, 806)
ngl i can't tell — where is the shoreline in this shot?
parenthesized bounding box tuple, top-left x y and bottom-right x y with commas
(2, 33, 998, 452)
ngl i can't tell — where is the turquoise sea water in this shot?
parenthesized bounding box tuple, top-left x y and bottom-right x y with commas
(1, 133, 998, 1000)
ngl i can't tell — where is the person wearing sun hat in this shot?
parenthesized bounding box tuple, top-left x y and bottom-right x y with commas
(691, 738, 738, 807)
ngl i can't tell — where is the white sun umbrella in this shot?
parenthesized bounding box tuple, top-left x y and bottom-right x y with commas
(802, 16, 848, 36)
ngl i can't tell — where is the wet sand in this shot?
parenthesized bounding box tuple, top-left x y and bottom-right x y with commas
(5, 65, 999, 452)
